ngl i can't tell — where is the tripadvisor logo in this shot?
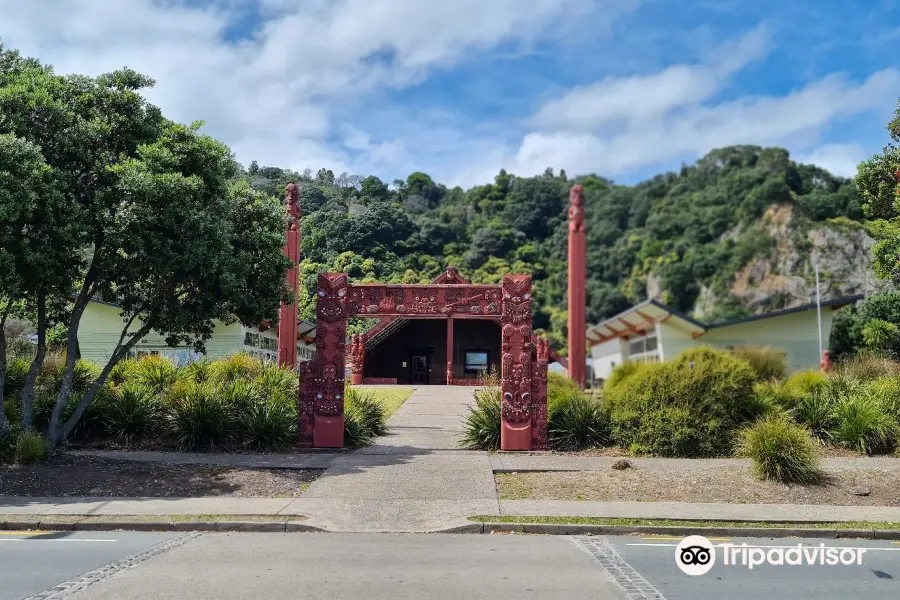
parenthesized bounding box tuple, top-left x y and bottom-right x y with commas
(675, 535, 867, 575)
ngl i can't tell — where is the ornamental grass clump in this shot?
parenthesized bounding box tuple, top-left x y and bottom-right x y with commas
(548, 393, 609, 451)
(736, 415, 823, 484)
(459, 387, 501, 450)
(731, 345, 787, 381)
(167, 382, 234, 450)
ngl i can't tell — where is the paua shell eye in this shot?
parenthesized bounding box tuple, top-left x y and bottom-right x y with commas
(503, 392, 513, 401)
(522, 392, 530, 401)
(335, 393, 342, 400)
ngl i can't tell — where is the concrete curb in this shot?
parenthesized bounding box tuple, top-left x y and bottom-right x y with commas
(462, 522, 900, 540)
(0, 519, 326, 533)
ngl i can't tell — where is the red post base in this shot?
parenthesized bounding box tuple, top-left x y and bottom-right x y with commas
(313, 416, 344, 448)
(350, 373, 363, 385)
(501, 422, 533, 451)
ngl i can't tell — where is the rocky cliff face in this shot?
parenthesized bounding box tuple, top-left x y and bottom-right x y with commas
(690, 204, 885, 321)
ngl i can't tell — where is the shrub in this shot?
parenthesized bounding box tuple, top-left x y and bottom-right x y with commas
(102, 383, 161, 444)
(241, 399, 296, 450)
(791, 391, 837, 441)
(133, 355, 180, 394)
(0, 425, 20, 464)
(255, 363, 299, 402)
(547, 372, 582, 409)
(346, 388, 387, 437)
(208, 353, 263, 385)
(736, 415, 823, 484)
(4, 355, 30, 398)
(344, 403, 376, 448)
(603, 361, 645, 391)
(605, 346, 757, 457)
(14, 430, 47, 465)
(748, 382, 789, 418)
(459, 387, 501, 450)
(782, 370, 828, 399)
(219, 379, 262, 416)
(548, 393, 609, 450)
(866, 376, 900, 421)
(185, 359, 213, 384)
(731, 346, 787, 381)
(837, 352, 900, 382)
(109, 358, 139, 387)
(167, 382, 233, 450)
(830, 393, 898, 455)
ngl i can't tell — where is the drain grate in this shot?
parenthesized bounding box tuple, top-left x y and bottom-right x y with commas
(570, 535, 667, 600)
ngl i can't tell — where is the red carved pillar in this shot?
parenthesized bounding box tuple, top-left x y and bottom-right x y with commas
(532, 337, 549, 450)
(278, 183, 301, 369)
(446, 317, 454, 385)
(350, 333, 365, 385)
(567, 184, 587, 389)
(298, 273, 347, 448)
(500, 275, 533, 451)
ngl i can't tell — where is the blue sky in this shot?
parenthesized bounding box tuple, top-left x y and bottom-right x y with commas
(1, 0, 898, 187)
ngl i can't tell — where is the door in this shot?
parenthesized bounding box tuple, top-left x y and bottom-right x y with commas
(410, 354, 430, 384)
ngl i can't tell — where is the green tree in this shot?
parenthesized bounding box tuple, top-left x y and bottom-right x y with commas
(857, 97, 900, 285)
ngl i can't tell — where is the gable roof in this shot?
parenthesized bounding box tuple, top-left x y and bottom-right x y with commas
(586, 295, 863, 345)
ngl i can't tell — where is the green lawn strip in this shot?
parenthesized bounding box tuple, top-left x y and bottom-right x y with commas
(467, 515, 900, 530)
(0, 514, 305, 523)
(365, 388, 414, 419)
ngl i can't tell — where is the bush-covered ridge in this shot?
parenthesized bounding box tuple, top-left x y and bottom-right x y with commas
(243, 145, 868, 347)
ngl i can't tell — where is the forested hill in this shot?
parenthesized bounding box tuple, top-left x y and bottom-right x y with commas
(241, 145, 879, 352)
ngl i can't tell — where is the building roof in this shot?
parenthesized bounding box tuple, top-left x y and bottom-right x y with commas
(586, 295, 863, 345)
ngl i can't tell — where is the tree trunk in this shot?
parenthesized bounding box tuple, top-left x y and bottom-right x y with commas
(19, 292, 47, 429)
(51, 311, 151, 448)
(47, 292, 90, 453)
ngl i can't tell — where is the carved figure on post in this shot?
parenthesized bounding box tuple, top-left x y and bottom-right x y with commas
(350, 333, 365, 385)
(567, 184, 587, 388)
(500, 274, 534, 451)
(531, 337, 550, 450)
(278, 182, 301, 368)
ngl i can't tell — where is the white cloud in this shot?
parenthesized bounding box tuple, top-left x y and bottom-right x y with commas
(453, 27, 900, 185)
(796, 143, 866, 178)
(0, 0, 635, 179)
(529, 24, 772, 131)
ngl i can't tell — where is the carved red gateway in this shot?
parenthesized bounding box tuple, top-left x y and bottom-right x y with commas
(299, 273, 546, 450)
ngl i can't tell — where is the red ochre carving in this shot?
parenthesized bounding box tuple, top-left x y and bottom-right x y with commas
(349, 334, 365, 385)
(567, 184, 587, 389)
(277, 182, 301, 368)
(299, 272, 542, 450)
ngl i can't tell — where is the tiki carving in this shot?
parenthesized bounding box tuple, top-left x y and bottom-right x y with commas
(500, 274, 534, 450)
(532, 337, 550, 450)
(349, 333, 365, 385)
(298, 273, 348, 447)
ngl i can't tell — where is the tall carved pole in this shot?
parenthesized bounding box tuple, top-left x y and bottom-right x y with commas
(500, 274, 533, 451)
(350, 334, 365, 385)
(277, 183, 301, 368)
(567, 184, 586, 388)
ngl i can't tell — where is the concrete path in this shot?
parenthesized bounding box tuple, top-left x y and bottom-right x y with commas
(293, 385, 499, 532)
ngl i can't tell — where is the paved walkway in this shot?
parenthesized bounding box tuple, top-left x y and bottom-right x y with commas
(291, 386, 497, 532)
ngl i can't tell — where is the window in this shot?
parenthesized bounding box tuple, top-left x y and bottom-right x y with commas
(465, 351, 489, 374)
(243, 332, 260, 348)
(645, 336, 658, 352)
(627, 335, 658, 357)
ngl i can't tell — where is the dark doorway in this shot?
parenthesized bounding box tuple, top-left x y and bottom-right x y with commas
(409, 353, 431, 384)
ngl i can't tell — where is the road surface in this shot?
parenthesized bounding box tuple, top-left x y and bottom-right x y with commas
(1, 531, 897, 599)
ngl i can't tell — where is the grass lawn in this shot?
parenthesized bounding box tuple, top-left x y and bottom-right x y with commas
(358, 387, 414, 419)
(467, 515, 900, 530)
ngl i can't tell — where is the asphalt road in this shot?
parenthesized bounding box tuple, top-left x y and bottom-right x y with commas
(2, 531, 899, 600)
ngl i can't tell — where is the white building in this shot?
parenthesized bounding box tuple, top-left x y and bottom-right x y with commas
(588, 296, 862, 380)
